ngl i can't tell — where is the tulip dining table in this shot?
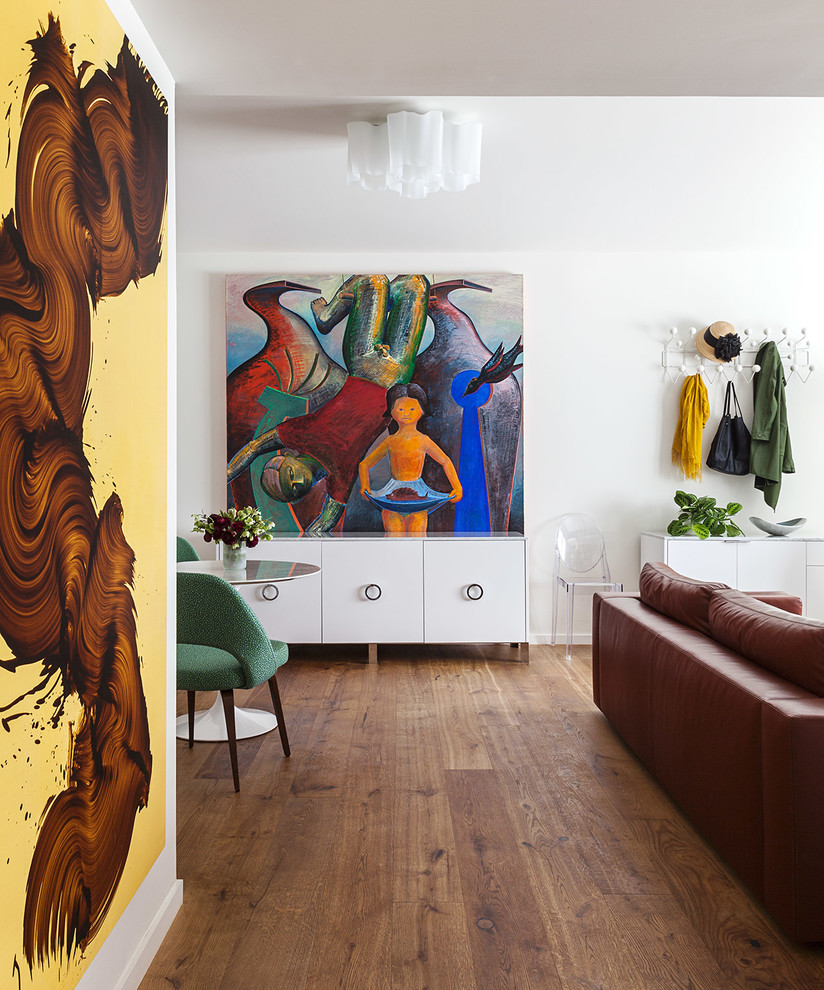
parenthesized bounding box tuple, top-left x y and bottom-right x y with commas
(175, 557, 320, 742)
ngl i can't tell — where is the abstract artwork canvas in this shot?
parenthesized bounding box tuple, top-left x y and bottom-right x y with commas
(1, 3, 168, 986)
(227, 274, 523, 536)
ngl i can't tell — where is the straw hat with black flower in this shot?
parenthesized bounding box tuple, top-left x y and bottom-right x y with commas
(695, 320, 742, 364)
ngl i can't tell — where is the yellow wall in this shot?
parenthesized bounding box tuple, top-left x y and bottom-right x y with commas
(1, 2, 167, 986)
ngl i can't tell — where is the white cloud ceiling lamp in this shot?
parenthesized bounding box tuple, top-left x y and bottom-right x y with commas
(347, 110, 482, 199)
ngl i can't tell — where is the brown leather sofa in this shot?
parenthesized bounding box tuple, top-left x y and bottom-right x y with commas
(592, 561, 824, 942)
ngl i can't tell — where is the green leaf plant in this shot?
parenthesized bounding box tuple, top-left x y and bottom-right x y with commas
(666, 490, 744, 540)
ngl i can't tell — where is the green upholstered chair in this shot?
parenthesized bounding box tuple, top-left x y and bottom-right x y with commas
(176, 536, 200, 562)
(177, 571, 290, 791)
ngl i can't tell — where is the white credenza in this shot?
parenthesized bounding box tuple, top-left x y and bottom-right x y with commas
(640, 532, 824, 618)
(807, 542, 824, 621)
(234, 533, 528, 651)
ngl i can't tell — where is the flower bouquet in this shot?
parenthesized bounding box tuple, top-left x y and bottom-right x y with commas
(192, 506, 274, 549)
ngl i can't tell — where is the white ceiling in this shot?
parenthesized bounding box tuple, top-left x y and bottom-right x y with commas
(130, 0, 824, 98)
(127, 0, 824, 254)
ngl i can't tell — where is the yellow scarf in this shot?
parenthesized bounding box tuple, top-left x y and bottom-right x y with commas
(672, 374, 709, 480)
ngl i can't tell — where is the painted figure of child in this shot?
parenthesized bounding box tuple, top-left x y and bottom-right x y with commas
(359, 383, 462, 535)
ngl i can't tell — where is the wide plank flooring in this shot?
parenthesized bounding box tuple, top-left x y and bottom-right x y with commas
(140, 645, 824, 989)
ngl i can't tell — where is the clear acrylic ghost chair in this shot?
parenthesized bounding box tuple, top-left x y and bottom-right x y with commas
(551, 514, 622, 659)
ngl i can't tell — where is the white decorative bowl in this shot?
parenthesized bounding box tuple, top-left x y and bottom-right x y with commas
(749, 516, 807, 537)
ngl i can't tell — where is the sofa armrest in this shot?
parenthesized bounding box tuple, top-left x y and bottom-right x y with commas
(592, 592, 640, 707)
(762, 696, 824, 941)
(744, 591, 803, 615)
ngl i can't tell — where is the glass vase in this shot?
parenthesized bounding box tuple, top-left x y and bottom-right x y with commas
(223, 543, 247, 569)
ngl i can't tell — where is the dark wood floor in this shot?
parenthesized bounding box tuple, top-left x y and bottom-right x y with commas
(140, 644, 824, 990)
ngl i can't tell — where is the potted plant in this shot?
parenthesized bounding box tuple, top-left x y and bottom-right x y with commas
(192, 506, 274, 566)
(666, 490, 744, 540)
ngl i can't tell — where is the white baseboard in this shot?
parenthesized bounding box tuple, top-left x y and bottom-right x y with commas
(77, 851, 182, 990)
(113, 878, 183, 990)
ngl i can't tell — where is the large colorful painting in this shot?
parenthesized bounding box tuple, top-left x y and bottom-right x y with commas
(226, 274, 524, 535)
(1, 3, 168, 987)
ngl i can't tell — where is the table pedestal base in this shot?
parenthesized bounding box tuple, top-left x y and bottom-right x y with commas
(175, 694, 278, 742)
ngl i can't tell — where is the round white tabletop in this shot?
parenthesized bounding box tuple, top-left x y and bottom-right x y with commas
(175, 557, 320, 743)
(176, 558, 320, 583)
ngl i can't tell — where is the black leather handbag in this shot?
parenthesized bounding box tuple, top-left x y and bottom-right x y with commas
(707, 380, 751, 475)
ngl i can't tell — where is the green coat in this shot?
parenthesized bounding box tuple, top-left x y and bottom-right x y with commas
(750, 341, 794, 509)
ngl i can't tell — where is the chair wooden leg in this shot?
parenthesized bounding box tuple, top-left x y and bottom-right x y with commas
(219, 689, 240, 792)
(267, 674, 291, 758)
(187, 691, 196, 748)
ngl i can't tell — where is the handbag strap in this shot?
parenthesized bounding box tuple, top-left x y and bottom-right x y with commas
(723, 379, 733, 416)
(727, 380, 743, 418)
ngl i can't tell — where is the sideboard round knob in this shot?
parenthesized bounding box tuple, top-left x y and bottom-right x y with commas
(466, 583, 484, 601)
(364, 584, 382, 601)
(262, 584, 279, 601)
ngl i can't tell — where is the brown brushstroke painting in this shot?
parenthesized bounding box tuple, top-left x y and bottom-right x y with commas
(0, 13, 167, 973)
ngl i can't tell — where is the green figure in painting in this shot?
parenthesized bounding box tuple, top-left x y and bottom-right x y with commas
(228, 274, 430, 533)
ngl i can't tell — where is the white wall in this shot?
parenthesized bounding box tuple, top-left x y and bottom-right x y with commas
(176, 98, 824, 644)
(176, 97, 824, 254)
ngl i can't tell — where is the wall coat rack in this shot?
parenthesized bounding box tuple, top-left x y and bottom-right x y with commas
(662, 326, 814, 385)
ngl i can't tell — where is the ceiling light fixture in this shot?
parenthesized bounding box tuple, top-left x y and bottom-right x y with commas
(346, 110, 482, 200)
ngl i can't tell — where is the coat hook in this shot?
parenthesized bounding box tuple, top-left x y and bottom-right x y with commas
(661, 325, 811, 386)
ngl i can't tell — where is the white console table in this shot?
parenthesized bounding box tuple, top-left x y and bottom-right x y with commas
(233, 533, 529, 660)
(641, 532, 824, 618)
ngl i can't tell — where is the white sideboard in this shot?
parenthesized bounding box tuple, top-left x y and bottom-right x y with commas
(232, 533, 528, 652)
(640, 532, 824, 618)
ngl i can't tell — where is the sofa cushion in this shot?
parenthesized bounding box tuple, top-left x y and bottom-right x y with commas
(639, 561, 729, 636)
(709, 589, 824, 697)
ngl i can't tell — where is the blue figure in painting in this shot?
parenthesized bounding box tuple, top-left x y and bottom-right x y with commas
(412, 279, 523, 534)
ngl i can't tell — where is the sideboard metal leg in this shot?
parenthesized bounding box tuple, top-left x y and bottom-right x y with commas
(512, 642, 529, 663)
